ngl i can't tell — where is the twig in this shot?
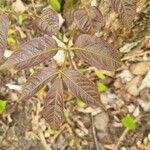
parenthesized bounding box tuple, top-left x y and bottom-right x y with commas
(91, 114, 100, 150)
(0, 124, 10, 145)
(39, 131, 52, 150)
(121, 51, 150, 61)
(114, 128, 129, 150)
(32, 98, 52, 150)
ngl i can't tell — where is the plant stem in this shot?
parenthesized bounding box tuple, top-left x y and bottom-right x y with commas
(68, 51, 76, 69)
(0, 7, 33, 17)
(91, 114, 99, 150)
(61, 51, 67, 70)
(81, 0, 91, 6)
(31, 0, 37, 15)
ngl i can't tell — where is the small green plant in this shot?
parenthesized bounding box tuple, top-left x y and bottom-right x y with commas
(97, 83, 107, 92)
(122, 115, 137, 130)
(0, 100, 7, 113)
(0, 0, 137, 129)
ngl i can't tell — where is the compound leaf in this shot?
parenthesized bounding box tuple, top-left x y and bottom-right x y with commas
(74, 34, 121, 71)
(35, 8, 59, 35)
(3, 35, 58, 70)
(73, 6, 104, 33)
(111, 0, 136, 25)
(20, 67, 58, 100)
(62, 69, 100, 106)
(42, 78, 64, 129)
(0, 14, 9, 59)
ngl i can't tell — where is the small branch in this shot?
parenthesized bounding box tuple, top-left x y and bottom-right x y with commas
(0, 124, 10, 145)
(114, 128, 129, 150)
(39, 131, 52, 150)
(91, 114, 99, 150)
(121, 51, 150, 61)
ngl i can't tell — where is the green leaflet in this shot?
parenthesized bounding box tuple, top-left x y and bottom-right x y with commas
(97, 83, 107, 92)
(0, 100, 7, 113)
(49, 0, 61, 12)
(76, 99, 86, 108)
(95, 70, 106, 80)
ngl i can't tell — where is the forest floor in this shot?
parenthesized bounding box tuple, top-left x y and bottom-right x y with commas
(0, 0, 150, 150)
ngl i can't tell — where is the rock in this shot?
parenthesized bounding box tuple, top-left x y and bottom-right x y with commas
(114, 78, 123, 89)
(94, 112, 109, 132)
(120, 41, 140, 53)
(6, 84, 22, 92)
(100, 91, 117, 107)
(121, 147, 127, 150)
(127, 104, 136, 113)
(139, 71, 150, 91)
(53, 50, 65, 65)
(133, 106, 140, 117)
(97, 132, 110, 143)
(148, 133, 150, 141)
(117, 70, 133, 83)
(18, 76, 26, 85)
(12, 0, 28, 13)
(130, 62, 150, 75)
(91, 0, 97, 6)
(75, 129, 85, 137)
(143, 137, 148, 145)
(140, 88, 150, 100)
(52, 134, 67, 149)
(115, 99, 125, 108)
(9, 92, 18, 101)
(138, 100, 150, 112)
(127, 76, 142, 96)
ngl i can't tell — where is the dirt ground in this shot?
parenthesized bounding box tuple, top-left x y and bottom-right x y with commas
(0, 0, 150, 150)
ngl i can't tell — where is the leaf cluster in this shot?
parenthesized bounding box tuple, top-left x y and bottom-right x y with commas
(0, 0, 137, 129)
